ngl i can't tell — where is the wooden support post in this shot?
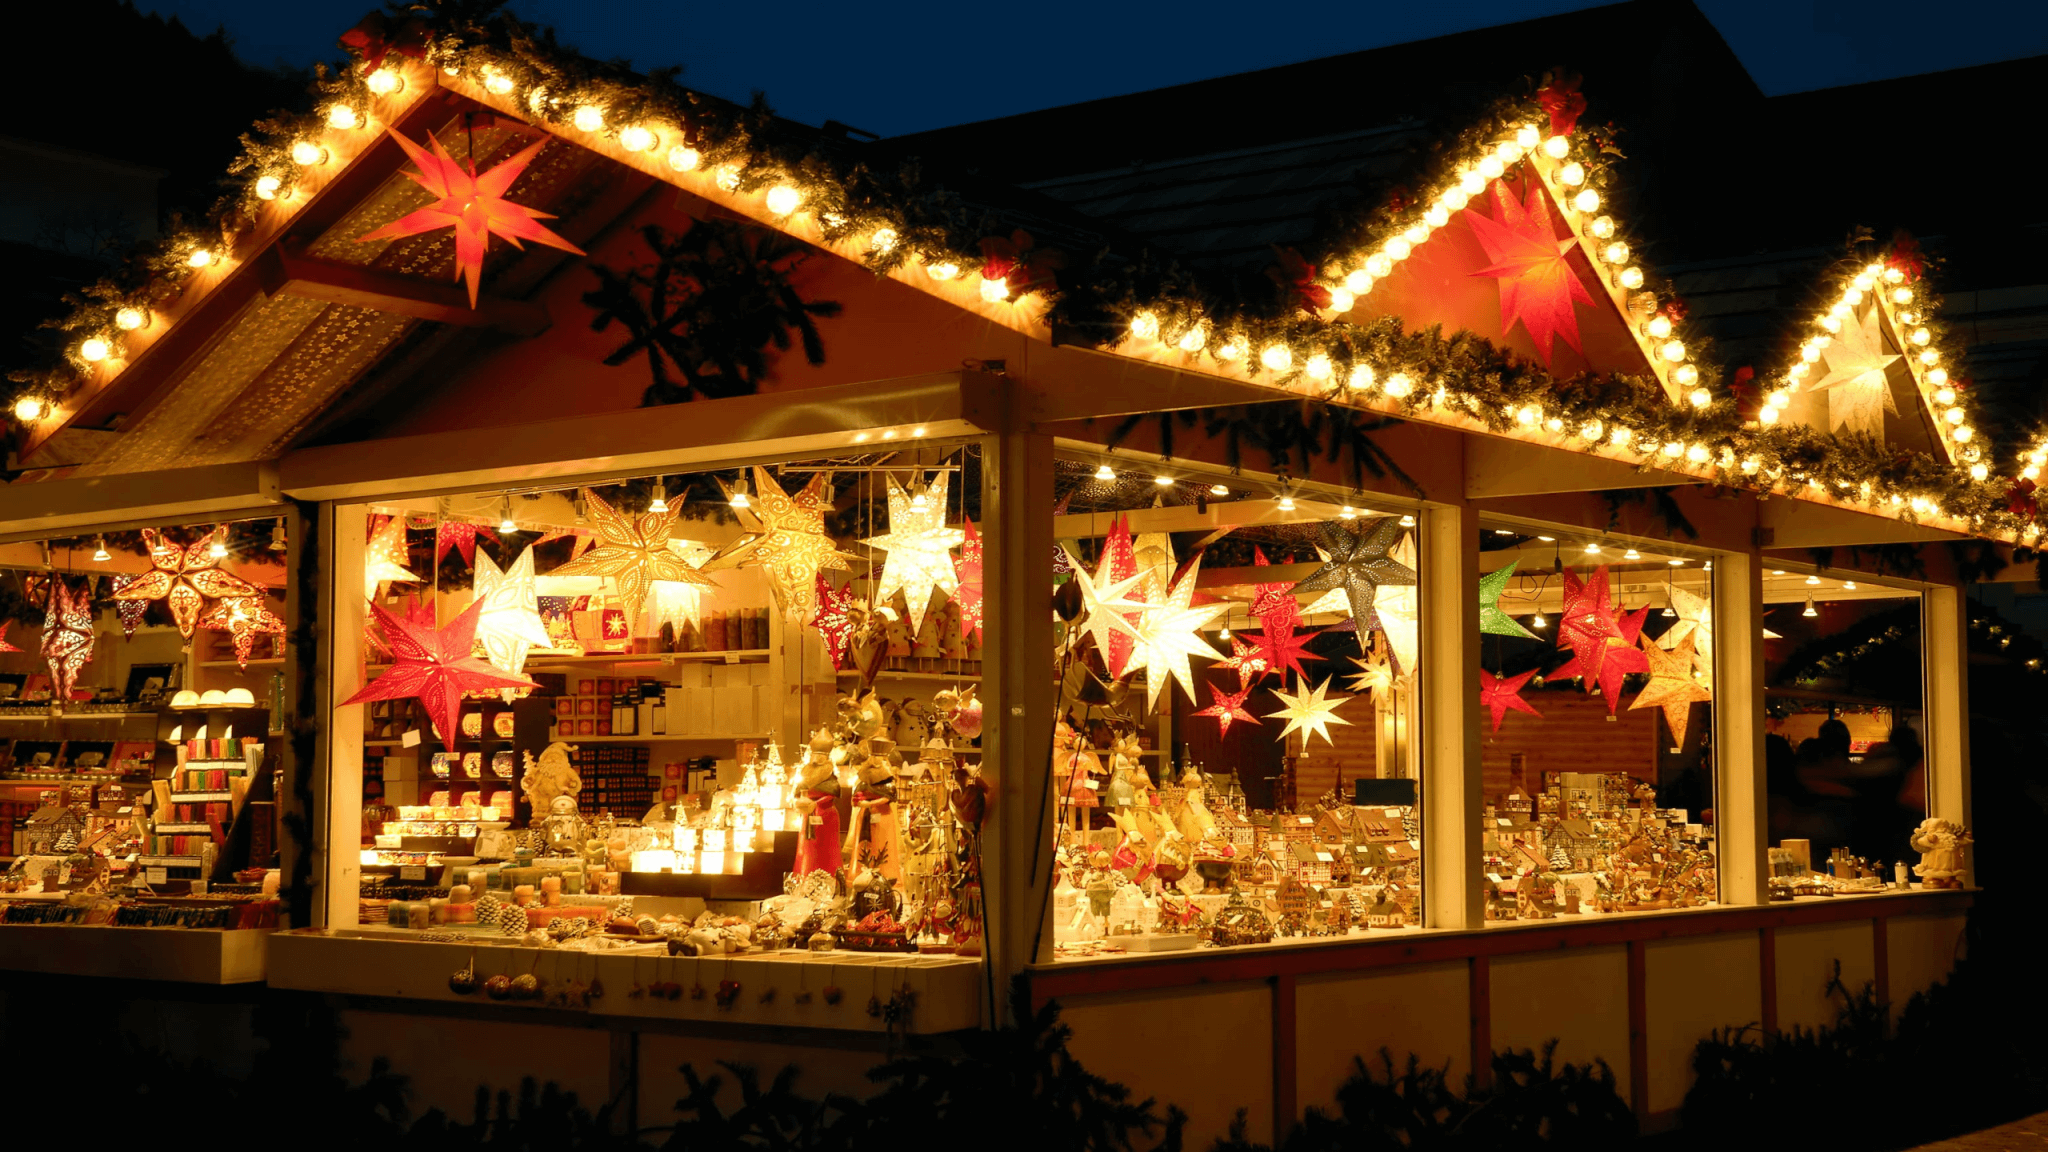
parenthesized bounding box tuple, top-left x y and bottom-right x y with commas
(316, 501, 367, 928)
(1759, 926, 1779, 1035)
(1469, 955, 1493, 1090)
(1627, 939, 1649, 1117)
(1714, 548, 1768, 905)
(279, 500, 316, 926)
(1923, 585, 1971, 879)
(1273, 973, 1297, 1143)
(1421, 499, 1482, 929)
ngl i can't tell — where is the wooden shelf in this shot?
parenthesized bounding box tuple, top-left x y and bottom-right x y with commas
(838, 669, 983, 683)
(363, 649, 773, 675)
(542, 732, 734, 744)
(2, 771, 148, 782)
(0, 711, 158, 722)
(199, 658, 284, 669)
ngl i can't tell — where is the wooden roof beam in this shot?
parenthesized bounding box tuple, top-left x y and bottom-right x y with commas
(1756, 494, 1967, 548)
(257, 250, 549, 336)
(1464, 435, 1687, 499)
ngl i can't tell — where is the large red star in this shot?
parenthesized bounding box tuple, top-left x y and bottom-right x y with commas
(357, 129, 585, 307)
(1464, 178, 1595, 367)
(1480, 668, 1544, 732)
(1552, 566, 1649, 714)
(1193, 680, 1262, 738)
(341, 597, 536, 748)
(1248, 547, 1321, 684)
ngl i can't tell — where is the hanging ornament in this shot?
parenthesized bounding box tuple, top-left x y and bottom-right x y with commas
(1479, 668, 1543, 732)
(1345, 641, 1397, 697)
(706, 467, 853, 625)
(200, 595, 286, 668)
(811, 575, 859, 668)
(1096, 516, 1143, 677)
(1803, 304, 1902, 437)
(1291, 517, 1415, 634)
(863, 472, 966, 635)
(0, 622, 16, 653)
(1375, 533, 1421, 676)
(1552, 566, 1648, 715)
(1480, 559, 1538, 639)
(1247, 548, 1321, 684)
(40, 578, 94, 704)
(112, 527, 260, 638)
(341, 598, 536, 749)
(365, 515, 421, 590)
(1265, 677, 1354, 747)
(1630, 632, 1712, 745)
(107, 574, 148, 637)
(1126, 557, 1228, 711)
(954, 518, 984, 643)
(356, 129, 585, 307)
(434, 520, 496, 567)
(1193, 680, 1261, 738)
(1465, 178, 1594, 367)
(1659, 584, 1714, 681)
(472, 546, 552, 683)
(1213, 634, 1273, 690)
(1060, 543, 1154, 670)
(549, 487, 714, 621)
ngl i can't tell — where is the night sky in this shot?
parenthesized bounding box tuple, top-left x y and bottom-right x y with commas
(123, 0, 2048, 135)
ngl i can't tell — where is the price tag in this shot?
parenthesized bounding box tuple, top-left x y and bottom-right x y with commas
(146, 867, 168, 885)
(400, 865, 426, 881)
(401, 728, 423, 748)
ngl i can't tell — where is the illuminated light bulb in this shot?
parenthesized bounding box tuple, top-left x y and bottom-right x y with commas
(483, 70, 515, 95)
(1459, 170, 1486, 195)
(1347, 363, 1376, 391)
(618, 124, 657, 152)
(1911, 327, 1931, 346)
(1557, 162, 1586, 187)
(366, 68, 403, 95)
(1404, 224, 1428, 246)
(1217, 623, 1231, 640)
(1742, 456, 1761, 474)
(187, 248, 214, 268)
(1609, 426, 1632, 446)
(1821, 314, 1842, 333)
(78, 337, 110, 362)
(1970, 462, 1990, 481)
(1365, 253, 1394, 279)
(1399, 514, 1415, 526)
(1381, 372, 1413, 398)
(1218, 337, 1248, 362)
(1545, 415, 1565, 432)
(1669, 557, 1686, 566)
(1803, 596, 1818, 618)
(209, 533, 229, 559)
(572, 105, 606, 132)
(1624, 547, 1641, 560)
(1178, 325, 1207, 353)
(1544, 135, 1570, 158)
(1687, 443, 1709, 463)
(1661, 340, 1686, 363)
(1919, 349, 1939, 366)
(1646, 315, 1673, 339)
(925, 261, 960, 280)
(667, 144, 702, 171)
(1843, 287, 1865, 307)
(13, 396, 46, 422)
(1884, 265, 1906, 283)
(1853, 272, 1875, 291)
(255, 175, 282, 200)
(1153, 473, 1174, 487)
(1304, 352, 1332, 380)
(1210, 483, 1230, 496)
(979, 277, 1010, 302)
(1800, 343, 1823, 363)
(1277, 489, 1296, 512)
(1893, 287, 1913, 305)
(1339, 505, 1358, 519)
(1517, 125, 1541, 148)
(1494, 141, 1521, 164)
(290, 140, 326, 166)
(764, 184, 802, 215)
(1424, 204, 1449, 228)
(1327, 288, 1354, 314)
(1094, 463, 1116, 481)
(1384, 237, 1412, 261)
(2025, 465, 2042, 480)
(1478, 155, 1505, 179)
(1928, 368, 1949, 386)
(1532, 611, 1547, 628)
(1676, 365, 1701, 387)
(1805, 574, 1820, 585)
(1589, 215, 1616, 239)
(1344, 269, 1374, 294)
(1946, 407, 1966, 425)
(1954, 425, 1975, 443)
(1129, 311, 1159, 340)
(1442, 186, 1471, 210)
(328, 105, 363, 131)
(1584, 541, 1603, 555)
(1934, 386, 1956, 405)
(1661, 440, 1683, 458)
(715, 167, 742, 191)
(1603, 241, 1630, 265)
(114, 307, 146, 331)
(1688, 387, 1711, 410)
(909, 488, 930, 510)
(1619, 267, 1644, 290)
(1573, 189, 1600, 213)
(1580, 418, 1604, 441)
(93, 536, 110, 562)
(1260, 344, 1294, 372)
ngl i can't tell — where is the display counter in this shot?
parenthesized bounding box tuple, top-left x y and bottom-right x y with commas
(0, 921, 269, 983)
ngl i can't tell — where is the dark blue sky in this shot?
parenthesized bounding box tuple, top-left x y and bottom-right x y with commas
(151, 0, 2048, 136)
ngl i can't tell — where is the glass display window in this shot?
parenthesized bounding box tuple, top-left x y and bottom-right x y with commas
(1050, 451, 1425, 958)
(1475, 519, 1719, 919)
(1761, 567, 1928, 895)
(323, 442, 990, 965)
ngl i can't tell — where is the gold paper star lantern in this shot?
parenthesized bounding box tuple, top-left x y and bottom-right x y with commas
(1345, 641, 1397, 697)
(1659, 584, 1714, 683)
(472, 546, 552, 682)
(1375, 533, 1420, 675)
(113, 527, 261, 638)
(706, 467, 853, 625)
(550, 488, 714, 621)
(1266, 677, 1354, 747)
(364, 515, 421, 590)
(200, 595, 285, 668)
(1062, 543, 1156, 664)
(1630, 632, 1712, 746)
(1804, 304, 1902, 437)
(863, 472, 965, 633)
(1127, 557, 1227, 711)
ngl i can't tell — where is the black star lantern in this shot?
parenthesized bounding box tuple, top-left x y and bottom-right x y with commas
(1292, 517, 1417, 632)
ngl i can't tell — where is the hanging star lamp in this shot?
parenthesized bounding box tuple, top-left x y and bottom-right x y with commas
(1292, 517, 1416, 633)
(1802, 304, 1902, 437)
(434, 519, 495, 567)
(955, 517, 984, 643)
(341, 598, 536, 748)
(1095, 516, 1144, 677)
(0, 622, 16, 653)
(364, 515, 421, 590)
(1375, 533, 1421, 676)
(549, 487, 714, 621)
(1265, 677, 1354, 747)
(1479, 667, 1543, 732)
(810, 574, 860, 669)
(705, 467, 854, 625)
(863, 472, 966, 634)
(356, 128, 584, 307)
(1630, 632, 1712, 745)
(1193, 680, 1261, 738)
(108, 575, 149, 637)
(40, 578, 95, 704)
(1480, 559, 1538, 639)
(1247, 547, 1322, 684)
(200, 595, 286, 669)
(112, 527, 261, 638)
(1659, 583, 1714, 681)
(1061, 543, 1155, 669)
(1465, 178, 1595, 367)
(1213, 634, 1273, 690)
(472, 546, 552, 683)
(1126, 557, 1228, 711)
(1345, 642, 1397, 697)
(1552, 565, 1648, 715)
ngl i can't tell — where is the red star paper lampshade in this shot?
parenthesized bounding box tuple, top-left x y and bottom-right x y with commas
(342, 597, 535, 748)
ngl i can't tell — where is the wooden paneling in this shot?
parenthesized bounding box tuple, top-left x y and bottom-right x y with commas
(1774, 920, 1876, 1032)
(1489, 946, 1632, 1103)
(1886, 912, 1967, 1019)
(1058, 982, 1273, 1148)
(1643, 934, 1761, 1113)
(1294, 961, 1469, 1118)
(1479, 686, 1661, 800)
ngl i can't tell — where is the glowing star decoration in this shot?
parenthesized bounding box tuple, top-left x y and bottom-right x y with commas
(811, 575, 860, 668)
(1375, 533, 1421, 676)
(434, 521, 495, 567)
(1193, 681, 1261, 738)
(471, 546, 552, 683)
(341, 598, 536, 750)
(1630, 632, 1712, 746)
(200, 595, 286, 668)
(356, 129, 585, 307)
(1062, 544, 1155, 669)
(1805, 304, 1902, 437)
(1659, 584, 1714, 680)
(1552, 566, 1649, 714)
(706, 467, 853, 625)
(0, 621, 16, 653)
(1213, 635, 1273, 689)
(40, 579, 94, 704)
(113, 527, 261, 638)
(1248, 548, 1322, 684)
(364, 515, 421, 590)
(954, 518, 984, 643)
(549, 487, 713, 621)
(1480, 559, 1538, 639)
(863, 472, 966, 634)
(1479, 668, 1543, 732)
(1127, 558, 1228, 710)
(1464, 178, 1595, 367)
(1265, 677, 1354, 747)
(1345, 643, 1397, 697)
(108, 575, 149, 637)
(1095, 516, 1143, 677)
(1292, 517, 1416, 634)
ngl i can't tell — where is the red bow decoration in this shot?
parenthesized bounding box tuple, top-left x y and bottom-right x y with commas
(977, 230, 1064, 294)
(1886, 231, 1927, 282)
(2009, 478, 2037, 518)
(1386, 185, 1411, 215)
(1267, 248, 1334, 316)
(1728, 366, 1757, 415)
(1660, 297, 1689, 324)
(340, 11, 430, 75)
(1538, 72, 1587, 138)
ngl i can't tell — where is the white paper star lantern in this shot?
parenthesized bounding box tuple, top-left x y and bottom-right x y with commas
(864, 471, 966, 633)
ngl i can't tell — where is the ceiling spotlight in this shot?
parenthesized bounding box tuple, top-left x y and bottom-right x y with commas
(499, 496, 518, 531)
(208, 529, 229, 559)
(1623, 547, 1641, 561)
(269, 521, 288, 551)
(1668, 558, 1685, 566)
(1209, 483, 1230, 497)
(1277, 487, 1296, 512)
(1805, 574, 1821, 585)
(1537, 535, 1556, 543)
(728, 478, 751, 510)
(1399, 514, 1415, 527)
(1772, 569, 1786, 576)
(1153, 474, 1174, 487)
(1532, 612, 1547, 628)
(1803, 595, 1818, 618)
(1493, 529, 1515, 536)
(1583, 542, 1602, 555)
(1843, 580, 1857, 590)
(1094, 463, 1116, 481)
(1339, 505, 1358, 520)
(1662, 603, 1677, 618)
(92, 535, 110, 562)
(648, 486, 669, 514)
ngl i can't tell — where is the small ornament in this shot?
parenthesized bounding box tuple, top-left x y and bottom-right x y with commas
(716, 979, 741, 1008)
(511, 973, 541, 1000)
(866, 994, 883, 1017)
(448, 955, 479, 994)
(1192, 680, 1260, 738)
(823, 985, 842, 1006)
(483, 974, 514, 1000)
(689, 982, 706, 1000)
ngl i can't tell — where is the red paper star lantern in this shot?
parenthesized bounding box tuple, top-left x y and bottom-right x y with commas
(0, 621, 17, 654)
(434, 520, 496, 567)
(955, 517, 984, 643)
(1552, 566, 1648, 714)
(1213, 634, 1273, 690)
(1099, 515, 1142, 678)
(201, 595, 287, 669)
(40, 579, 94, 704)
(1465, 179, 1595, 367)
(341, 597, 536, 748)
(1248, 547, 1322, 684)
(810, 574, 858, 669)
(356, 129, 585, 307)
(1480, 668, 1543, 732)
(112, 527, 261, 638)
(1193, 680, 1261, 738)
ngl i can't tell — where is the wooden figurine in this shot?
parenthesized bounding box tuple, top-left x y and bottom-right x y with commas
(1053, 721, 1103, 832)
(520, 742, 582, 827)
(843, 735, 901, 880)
(790, 728, 845, 880)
